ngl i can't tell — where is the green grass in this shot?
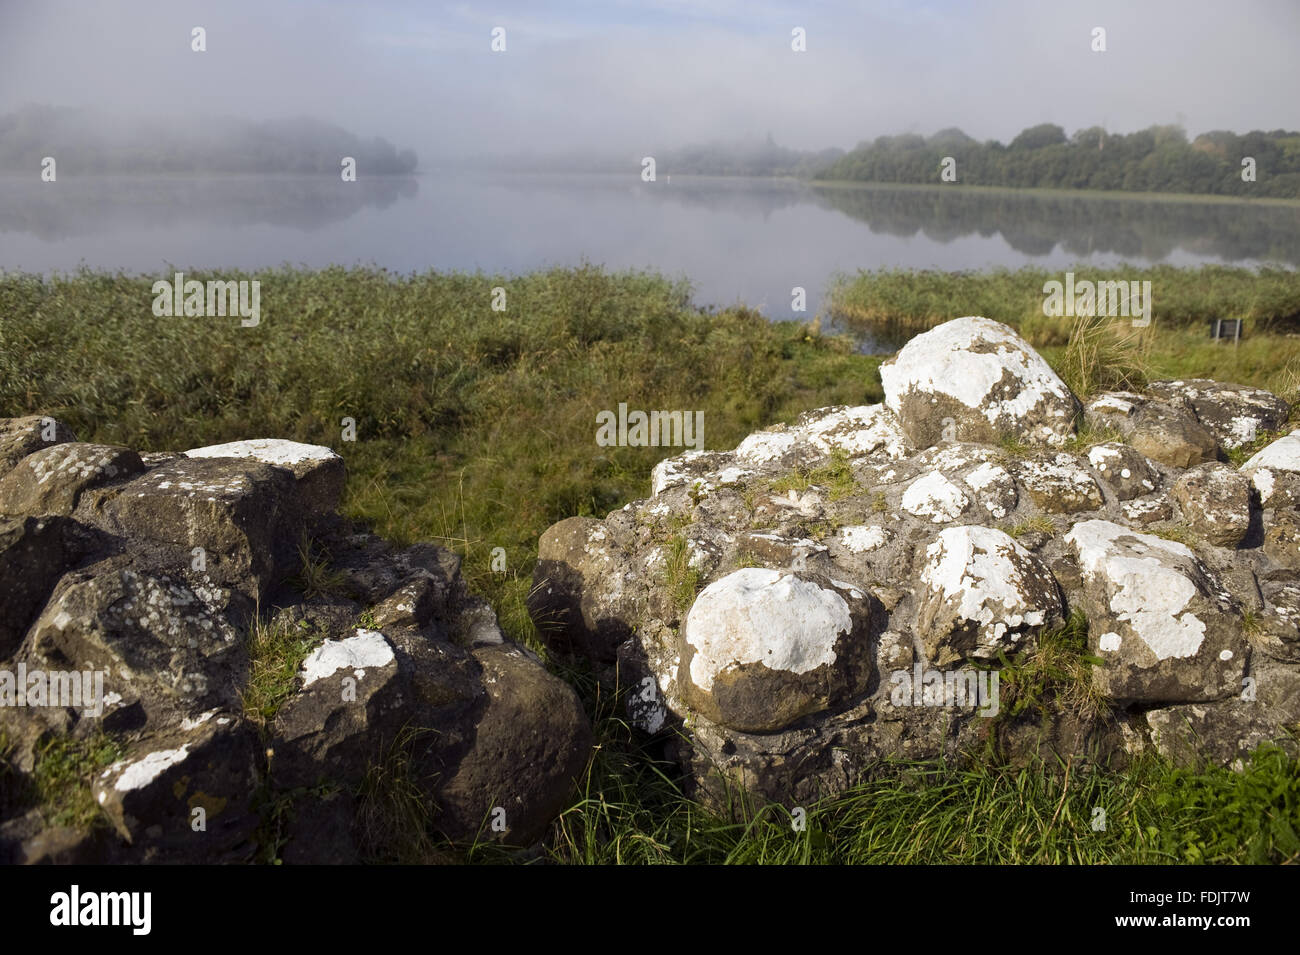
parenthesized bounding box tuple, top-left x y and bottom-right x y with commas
(996, 434, 1038, 462)
(6, 263, 1300, 864)
(472, 695, 1300, 864)
(355, 725, 453, 864)
(31, 733, 126, 830)
(241, 616, 325, 729)
(990, 610, 1106, 728)
(769, 446, 859, 501)
(662, 534, 704, 615)
(830, 264, 1300, 346)
(292, 533, 350, 601)
(1003, 515, 1057, 539)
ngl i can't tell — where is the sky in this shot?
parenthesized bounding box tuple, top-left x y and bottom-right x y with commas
(1, 0, 1297, 162)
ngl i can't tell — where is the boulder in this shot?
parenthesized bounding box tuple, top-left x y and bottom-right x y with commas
(1121, 496, 1174, 526)
(962, 461, 1018, 519)
(0, 443, 144, 517)
(529, 516, 631, 662)
(1086, 442, 1159, 501)
(436, 644, 592, 845)
(270, 629, 407, 789)
(1147, 379, 1289, 450)
(880, 316, 1080, 449)
(1171, 463, 1252, 548)
(1144, 657, 1300, 765)
(92, 715, 260, 861)
(0, 516, 83, 658)
(23, 568, 246, 728)
(732, 405, 911, 470)
(1128, 403, 1221, 469)
(97, 457, 302, 603)
(901, 470, 970, 523)
(1065, 520, 1247, 703)
(1013, 454, 1104, 514)
(1262, 511, 1300, 569)
(916, 526, 1064, 666)
(1087, 393, 1219, 468)
(677, 569, 878, 733)
(1241, 431, 1300, 508)
(183, 438, 345, 515)
(0, 416, 76, 479)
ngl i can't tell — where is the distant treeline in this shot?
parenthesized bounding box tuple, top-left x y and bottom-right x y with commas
(0, 106, 418, 175)
(663, 134, 845, 177)
(815, 124, 1300, 198)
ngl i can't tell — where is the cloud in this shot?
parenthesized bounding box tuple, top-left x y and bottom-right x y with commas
(0, 0, 1294, 162)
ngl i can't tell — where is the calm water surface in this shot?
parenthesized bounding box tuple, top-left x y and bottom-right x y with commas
(2, 172, 1296, 326)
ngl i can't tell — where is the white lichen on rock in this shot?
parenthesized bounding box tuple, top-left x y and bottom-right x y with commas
(300, 629, 395, 686)
(683, 569, 850, 692)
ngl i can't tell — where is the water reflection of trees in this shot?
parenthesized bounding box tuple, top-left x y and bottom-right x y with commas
(0, 176, 419, 240)
(810, 184, 1300, 265)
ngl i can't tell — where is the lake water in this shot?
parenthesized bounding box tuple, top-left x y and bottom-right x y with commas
(2, 172, 1297, 324)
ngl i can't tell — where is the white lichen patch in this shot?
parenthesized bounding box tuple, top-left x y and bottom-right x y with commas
(648, 450, 743, 496)
(1225, 415, 1260, 448)
(800, 405, 910, 461)
(1087, 393, 1144, 417)
(184, 438, 340, 468)
(142, 468, 254, 500)
(962, 461, 1006, 492)
(22, 444, 129, 487)
(962, 461, 1015, 518)
(734, 406, 909, 467)
(684, 569, 851, 692)
(1088, 445, 1122, 471)
(880, 316, 1074, 440)
(1122, 497, 1169, 522)
(735, 430, 798, 465)
(180, 709, 219, 731)
(1251, 467, 1276, 503)
(1242, 432, 1300, 474)
(110, 571, 238, 651)
(902, 471, 969, 523)
(114, 745, 191, 792)
(920, 526, 1048, 651)
(835, 525, 888, 553)
(1065, 520, 1206, 661)
(300, 629, 395, 687)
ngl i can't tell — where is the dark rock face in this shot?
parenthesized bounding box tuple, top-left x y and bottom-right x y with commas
(0, 515, 85, 657)
(0, 426, 591, 863)
(436, 644, 593, 845)
(530, 318, 1300, 809)
(1147, 379, 1290, 450)
(1086, 442, 1159, 501)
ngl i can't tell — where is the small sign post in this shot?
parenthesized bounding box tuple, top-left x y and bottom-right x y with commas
(1210, 318, 1243, 343)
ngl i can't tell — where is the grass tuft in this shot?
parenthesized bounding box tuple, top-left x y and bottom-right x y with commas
(32, 733, 126, 830)
(241, 616, 324, 729)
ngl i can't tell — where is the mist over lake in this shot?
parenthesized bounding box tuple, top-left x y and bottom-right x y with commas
(3, 173, 1296, 324)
